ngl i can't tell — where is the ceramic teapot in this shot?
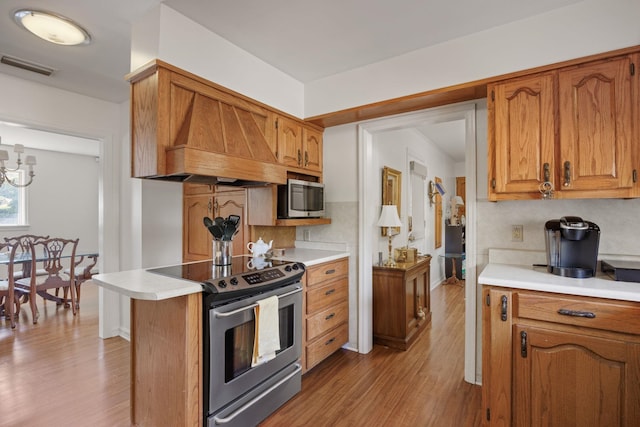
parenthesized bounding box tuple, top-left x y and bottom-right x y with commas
(246, 237, 272, 257)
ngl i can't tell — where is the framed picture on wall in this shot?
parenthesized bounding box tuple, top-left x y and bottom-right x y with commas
(381, 166, 401, 236)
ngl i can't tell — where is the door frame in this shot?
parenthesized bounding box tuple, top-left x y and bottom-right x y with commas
(357, 101, 478, 384)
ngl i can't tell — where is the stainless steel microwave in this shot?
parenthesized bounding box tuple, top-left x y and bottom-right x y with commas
(277, 179, 325, 218)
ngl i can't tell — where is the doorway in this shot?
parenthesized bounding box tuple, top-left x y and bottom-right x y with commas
(0, 116, 121, 338)
(357, 102, 478, 384)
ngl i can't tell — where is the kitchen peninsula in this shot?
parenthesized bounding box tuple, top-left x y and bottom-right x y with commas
(479, 263, 640, 426)
(92, 248, 349, 426)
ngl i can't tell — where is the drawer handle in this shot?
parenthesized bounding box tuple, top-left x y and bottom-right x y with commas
(501, 295, 508, 321)
(325, 337, 336, 346)
(557, 308, 596, 319)
(325, 313, 335, 320)
(325, 269, 336, 275)
(325, 288, 336, 296)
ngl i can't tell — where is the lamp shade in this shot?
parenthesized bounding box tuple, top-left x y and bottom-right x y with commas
(453, 195, 464, 206)
(377, 205, 402, 228)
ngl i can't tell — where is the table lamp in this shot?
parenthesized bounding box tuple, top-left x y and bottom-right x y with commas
(377, 205, 402, 267)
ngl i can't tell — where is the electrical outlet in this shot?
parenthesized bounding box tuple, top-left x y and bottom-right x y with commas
(511, 225, 523, 242)
(303, 229, 311, 241)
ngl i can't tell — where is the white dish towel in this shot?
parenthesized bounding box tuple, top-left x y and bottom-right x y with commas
(251, 295, 281, 367)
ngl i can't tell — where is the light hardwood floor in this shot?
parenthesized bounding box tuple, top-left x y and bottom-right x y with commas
(0, 283, 130, 427)
(261, 282, 482, 427)
(0, 281, 481, 427)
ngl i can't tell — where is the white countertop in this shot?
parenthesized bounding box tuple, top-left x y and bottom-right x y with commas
(479, 263, 640, 302)
(270, 248, 349, 266)
(92, 248, 349, 301)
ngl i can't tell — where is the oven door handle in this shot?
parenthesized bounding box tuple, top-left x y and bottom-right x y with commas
(214, 286, 302, 318)
(213, 363, 302, 425)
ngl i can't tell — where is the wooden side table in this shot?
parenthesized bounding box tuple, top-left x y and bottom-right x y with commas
(372, 255, 432, 350)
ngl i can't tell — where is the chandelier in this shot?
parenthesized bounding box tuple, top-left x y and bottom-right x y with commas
(0, 140, 36, 188)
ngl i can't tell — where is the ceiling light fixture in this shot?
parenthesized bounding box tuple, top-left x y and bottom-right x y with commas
(0, 137, 37, 188)
(13, 9, 91, 46)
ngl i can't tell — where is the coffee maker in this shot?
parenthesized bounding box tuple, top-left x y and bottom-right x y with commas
(544, 216, 600, 278)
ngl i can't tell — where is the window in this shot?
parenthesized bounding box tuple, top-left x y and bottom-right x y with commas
(0, 170, 28, 226)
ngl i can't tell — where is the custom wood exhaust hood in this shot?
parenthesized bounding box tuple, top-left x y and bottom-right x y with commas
(127, 60, 288, 186)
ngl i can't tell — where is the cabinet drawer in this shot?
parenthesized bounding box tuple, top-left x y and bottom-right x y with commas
(306, 258, 348, 286)
(306, 278, 348, 314)
(306, 301, 348, 341)
(517, 292, 640, 335)
(305, 322, 348, 370)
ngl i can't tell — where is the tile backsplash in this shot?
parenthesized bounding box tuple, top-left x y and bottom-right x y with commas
(476, 197, 640, 267)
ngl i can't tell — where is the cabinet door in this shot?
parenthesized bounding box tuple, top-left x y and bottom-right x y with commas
(489, 72, 555, 198)
(558, 56, 634, 193)
(413, 263, 430, 325)
(482, 288, 513, 427)
(514, 325, 640, 427)
(277, 116, 303, 168)
(213, 190, 247, 257)
(183, 194, 213, 261)
(302, 127, 323, 172)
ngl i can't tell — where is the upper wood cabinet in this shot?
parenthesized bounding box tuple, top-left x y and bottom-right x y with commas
(488, 52, 638, 200)
(127, 60, 325, 185)
(302, 127, 323, 172)
(278, 116, 304, 169)
(558, 56, 634, 194)
(489, 72, 555, 198)
(276, 116, 323, 175)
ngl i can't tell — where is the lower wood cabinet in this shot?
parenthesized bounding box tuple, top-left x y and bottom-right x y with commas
(131, 294, 202, 426)
(372, 256, 432, 350)
(302, 257, 349, 373)
(482, 286, 640, 426)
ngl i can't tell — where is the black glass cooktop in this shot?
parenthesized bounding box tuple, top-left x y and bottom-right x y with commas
(147, 255, 293, 283)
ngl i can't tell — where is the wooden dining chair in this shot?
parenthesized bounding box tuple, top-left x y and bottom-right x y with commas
(59, 253, 98, 307)
(0, 242, 21, 328)
(15, 237, 79, 323)
(4, 234, 50, 280)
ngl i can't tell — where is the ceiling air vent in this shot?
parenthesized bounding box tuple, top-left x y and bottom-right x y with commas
(0, 55, 55, 76)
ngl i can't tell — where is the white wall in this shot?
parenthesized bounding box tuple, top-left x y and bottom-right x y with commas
(305, 0, 640, 116)
(132, 4, 305, 117)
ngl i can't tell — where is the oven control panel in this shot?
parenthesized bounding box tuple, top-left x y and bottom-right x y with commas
(202, 262, 305, 301)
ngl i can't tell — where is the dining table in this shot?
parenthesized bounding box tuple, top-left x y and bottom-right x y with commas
(0, 251, 99, 305)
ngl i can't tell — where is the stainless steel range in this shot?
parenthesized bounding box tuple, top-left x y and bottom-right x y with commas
(147, 255, 305, 426)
